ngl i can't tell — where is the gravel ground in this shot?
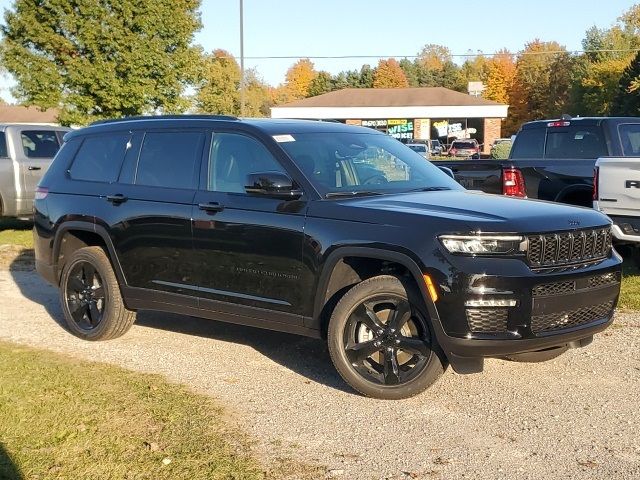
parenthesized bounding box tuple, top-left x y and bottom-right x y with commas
(0, 264, 639, 479)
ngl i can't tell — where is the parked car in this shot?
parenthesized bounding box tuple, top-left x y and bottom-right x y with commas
(433, 116, 640, 207)
(406, 143, 430, 159)
(0, 123, 71, 217)
(34, 115, 621, 400)
(593, 122, 640, 250)
(430, 139, 444, 156)
(448, 139, 480, 159)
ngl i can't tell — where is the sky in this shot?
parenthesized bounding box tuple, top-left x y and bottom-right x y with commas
(0, 0, 636, 101)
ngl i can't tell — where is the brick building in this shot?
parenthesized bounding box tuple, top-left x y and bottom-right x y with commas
(270, 87, 509, 154)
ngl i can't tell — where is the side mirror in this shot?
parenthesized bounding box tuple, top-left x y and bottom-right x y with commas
(245, 171, 303, 199)
(438, 166, 455, 179)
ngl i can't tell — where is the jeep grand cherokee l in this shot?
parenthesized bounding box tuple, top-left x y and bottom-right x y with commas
(34, 116, 622, 399)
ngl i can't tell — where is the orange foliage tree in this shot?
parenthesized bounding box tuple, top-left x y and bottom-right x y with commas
(373, 58, 409, 88)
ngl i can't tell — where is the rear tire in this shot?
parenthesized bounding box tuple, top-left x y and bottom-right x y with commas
(327, 275, 446, 400)
(59, 246, 135, 341)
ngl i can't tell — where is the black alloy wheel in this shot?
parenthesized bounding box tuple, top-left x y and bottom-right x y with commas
(65, 260, 106, 330)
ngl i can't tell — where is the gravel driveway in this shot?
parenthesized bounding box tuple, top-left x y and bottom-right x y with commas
(1, 259, 639, 479)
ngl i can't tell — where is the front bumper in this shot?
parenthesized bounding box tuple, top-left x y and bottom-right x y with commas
(427, 256, 621, 373)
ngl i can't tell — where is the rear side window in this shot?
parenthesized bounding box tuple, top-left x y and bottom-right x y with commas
(0, 132, 7, 158)
(69, 133, 130, 183)
(619, 124, 640, 156)
(21, 130, 60, 158)
(510, 129, 545, 159)
(544, 126, 606, 159)
(136, 131, 204, 189)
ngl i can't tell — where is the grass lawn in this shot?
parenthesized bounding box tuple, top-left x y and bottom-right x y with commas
(0, 219, 33, 248)
(0, 341, 265, 479)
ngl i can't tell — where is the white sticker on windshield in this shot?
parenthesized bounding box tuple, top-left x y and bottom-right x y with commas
(273, 134, 295, 143)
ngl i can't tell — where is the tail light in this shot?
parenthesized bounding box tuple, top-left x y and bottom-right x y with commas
(593, 167, 599, 201)
(450, 148, 457, 155)
(502, 168, 526, 197)
(35, 186, 49, 200)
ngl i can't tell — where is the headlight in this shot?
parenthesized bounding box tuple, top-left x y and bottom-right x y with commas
(439, 234, 526, 255)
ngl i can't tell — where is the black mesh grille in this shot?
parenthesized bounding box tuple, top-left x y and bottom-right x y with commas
(466, 309, 508, 333)
(531, 301, 614, 334)
(588, 272, 620, 289)
(532, 281, 576, 297)
(527, 228, 611, 268)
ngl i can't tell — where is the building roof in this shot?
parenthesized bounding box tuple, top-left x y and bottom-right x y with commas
(277, 87, 504, 108)
(0, 105, 59, 124)
(271, 87, 509, 120)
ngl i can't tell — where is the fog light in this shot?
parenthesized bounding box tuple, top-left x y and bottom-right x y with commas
(464, 299, 517, 307)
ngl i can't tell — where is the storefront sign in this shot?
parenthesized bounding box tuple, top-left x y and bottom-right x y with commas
(387, 119, 414, 140)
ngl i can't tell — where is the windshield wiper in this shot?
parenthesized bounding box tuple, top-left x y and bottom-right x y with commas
(405, 186, 453, 192)
(325, 191, 385, 199)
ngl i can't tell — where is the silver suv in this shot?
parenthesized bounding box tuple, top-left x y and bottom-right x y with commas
(0, 123, 71, 217)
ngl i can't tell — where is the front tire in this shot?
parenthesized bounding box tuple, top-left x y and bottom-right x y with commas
(59, 246, 135, 341)
(327, 275, 446, 399)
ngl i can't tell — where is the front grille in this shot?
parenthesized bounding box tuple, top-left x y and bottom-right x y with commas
(532, 281, 575, 297)
(531, 301, 614, 334)
(588, 272, 620, 289)
(527, 228, 612, 269)
(466, 309, 508, 333)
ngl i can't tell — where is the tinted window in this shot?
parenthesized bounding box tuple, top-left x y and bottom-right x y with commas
(208, 133, 285, 193)
(0, 132, 7, 157)
(510, 128, 545, 159)
(278, 132, 462, 195)
(452, 141, 476, 149)
(408, 144, 427, 153)
(619, 124, 640, 156)
(136, 131, 204, 189)
(21, 130, 60, 158)
(69, 133, 129, 183)
(544, 126, 607, 159)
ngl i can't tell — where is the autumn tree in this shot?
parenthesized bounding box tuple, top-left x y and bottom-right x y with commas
(459, 54, 490, 84)
(611, 50, 640, 115)
(0, 0, 201, 125)
(373, 59, 409, 88)
(483, 50, 516, 104)
(506, 40, 567, 133)
(418, 44, 453, 71)
(281, 58, 317, 100)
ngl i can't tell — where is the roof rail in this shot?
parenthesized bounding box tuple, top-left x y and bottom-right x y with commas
(90, 114, 239, 126)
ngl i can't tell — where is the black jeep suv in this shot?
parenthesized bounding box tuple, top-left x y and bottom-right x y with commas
(34, 116, 622, 399)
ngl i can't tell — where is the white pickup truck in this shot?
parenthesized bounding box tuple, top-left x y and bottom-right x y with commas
(593, 122, 640, 248)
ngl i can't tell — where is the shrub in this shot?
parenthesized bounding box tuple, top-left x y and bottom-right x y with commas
(491, 142, 512, 159)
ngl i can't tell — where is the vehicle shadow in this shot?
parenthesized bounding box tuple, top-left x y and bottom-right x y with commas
(0, 443, 23, 480)
(7, 253, 352, 394)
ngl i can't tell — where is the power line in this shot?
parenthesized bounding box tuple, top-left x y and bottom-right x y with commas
(222, 48, 640, 61)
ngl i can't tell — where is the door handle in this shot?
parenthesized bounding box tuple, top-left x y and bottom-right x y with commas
(198, 202, 224, 213)
(106, 194, 128, 204)
(28, 166, 41, 171)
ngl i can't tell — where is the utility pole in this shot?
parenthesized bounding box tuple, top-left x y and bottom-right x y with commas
(239, 0, 245, 117)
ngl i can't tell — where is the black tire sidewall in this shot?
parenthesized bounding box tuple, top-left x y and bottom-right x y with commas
(327, 275, 445, 400)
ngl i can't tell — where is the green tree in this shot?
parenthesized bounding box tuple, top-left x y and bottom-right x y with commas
(307, 71, 334, 97)
(611, 50, 640, 115)
(0, 0, 202, 125)
(195, 49, 240, 115)
(358, 64, 374, 88)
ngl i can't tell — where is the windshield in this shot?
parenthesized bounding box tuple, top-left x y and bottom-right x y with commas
(407, 144, 427, 153)
(277, 132, 463, 196)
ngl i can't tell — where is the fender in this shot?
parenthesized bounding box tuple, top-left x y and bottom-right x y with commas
(554, 183, 592, 205)
(52, 220, 128, 287)
(313, 246, 441, 327)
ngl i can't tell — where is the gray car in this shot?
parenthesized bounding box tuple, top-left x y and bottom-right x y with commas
(0, 124, 71, 217)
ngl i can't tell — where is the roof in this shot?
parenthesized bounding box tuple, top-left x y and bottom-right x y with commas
(277, 87, 504, 108)
(271, 87, 509, 120)
(66, 116, 379, 141)
(0, 105, 59, 124)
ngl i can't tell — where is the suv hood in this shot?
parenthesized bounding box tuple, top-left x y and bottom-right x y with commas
(321, 190, 611, 233)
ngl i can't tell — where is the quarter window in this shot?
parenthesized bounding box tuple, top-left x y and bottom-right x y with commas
(0, 132, 7, 158)
(69, 133, 129, 183)
(208, 133, 285, 193)
(21, 130, 60, 158)
(510, 129, 545, 159)
(136, 131, 204, 189)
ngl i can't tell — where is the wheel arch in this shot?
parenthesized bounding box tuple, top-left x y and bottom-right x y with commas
(313, 247, 439, 336)
(554, 183, 593, 207)
(52, 221, 126, 287)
